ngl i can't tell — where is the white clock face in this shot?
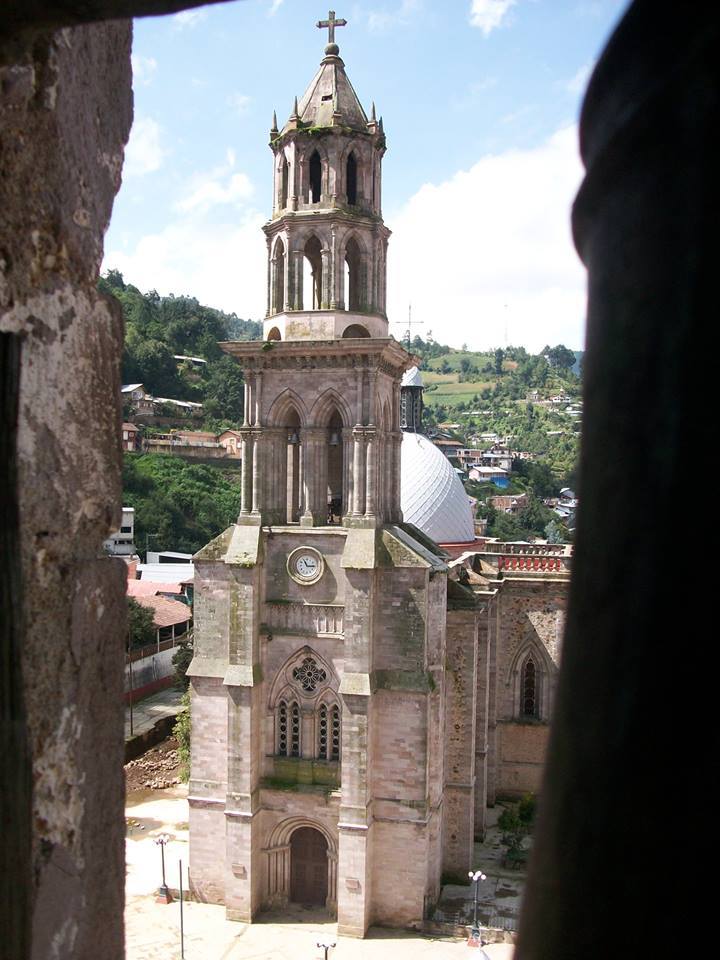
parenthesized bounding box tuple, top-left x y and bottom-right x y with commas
(287, 547, 324, 585)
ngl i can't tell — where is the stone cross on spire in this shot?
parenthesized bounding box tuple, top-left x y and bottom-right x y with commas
(316, 9, 347, 49)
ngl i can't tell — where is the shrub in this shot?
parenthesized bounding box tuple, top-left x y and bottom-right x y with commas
(173, 691, 191, 783)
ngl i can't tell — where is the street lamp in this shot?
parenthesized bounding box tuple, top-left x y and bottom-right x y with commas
(154, 833, 173, 903)
(317, 941, 336, 960)
(468, 868, 487, 945)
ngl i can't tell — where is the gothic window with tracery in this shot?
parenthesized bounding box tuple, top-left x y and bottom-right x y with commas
(290, 701, 301, 756)
(277, 698, 302, 757)
(521, 655, 539, 718)
(330, 704, 340, 761)
(277, 699, 288, 754)
(318, 704, 328, 758)
(292, 656, 327, 694)
(317, 702, 341, 761)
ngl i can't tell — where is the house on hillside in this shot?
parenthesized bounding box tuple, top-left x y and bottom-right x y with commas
(103, 506, 137, 557)
(121, 422, 139, 451)
(432, 437, 463, 458)
(121, 383, 155, 415)
(217, 429, 243, 458)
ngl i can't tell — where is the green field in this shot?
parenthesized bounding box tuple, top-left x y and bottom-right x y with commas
(423, 375, 494, 406)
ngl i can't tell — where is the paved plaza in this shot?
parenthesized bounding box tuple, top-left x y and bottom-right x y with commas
(125, 786, 516, 960)
(125, 685, 185, 740)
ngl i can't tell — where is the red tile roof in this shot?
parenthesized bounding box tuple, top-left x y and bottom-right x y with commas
(133, 595, 192, 628)
(127, 580, 183, 598)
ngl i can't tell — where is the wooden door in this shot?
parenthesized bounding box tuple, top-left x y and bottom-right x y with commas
(290, 827, 328, 905)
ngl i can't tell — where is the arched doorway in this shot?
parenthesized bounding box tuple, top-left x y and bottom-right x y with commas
(290, 827, 328, 905)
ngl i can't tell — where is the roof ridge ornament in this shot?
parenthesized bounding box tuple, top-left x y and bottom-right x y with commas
(317, 8, 347, 56)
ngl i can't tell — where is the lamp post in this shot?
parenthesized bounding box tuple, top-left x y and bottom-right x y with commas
(154, 834, 173, 903)
(468, 868, 487, 946)
(317, 941, 336, 960)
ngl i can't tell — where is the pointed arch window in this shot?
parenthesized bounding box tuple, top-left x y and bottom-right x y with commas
(346, 151, 357, 205)
(309, 150, 322, 203)
(344, 237, 363, 311)
(272, 238, 286, 314)
(276, 698, 301, 756)
(303, 235, 323, 310)
(330, 704, 340, 761)
(280, 156, 289, 209)
(317, 702, 341, 761)
(521, 655, 539, 719)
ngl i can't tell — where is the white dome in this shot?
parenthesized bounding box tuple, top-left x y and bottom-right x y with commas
(401, 365, 423, 388)
(400, 433, 476, 543)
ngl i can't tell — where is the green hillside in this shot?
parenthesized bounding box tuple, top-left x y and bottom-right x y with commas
(100, 269, 261, 428)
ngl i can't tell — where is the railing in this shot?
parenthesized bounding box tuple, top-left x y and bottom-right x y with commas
(264, 602, 344, 637)
(497, 554, 568, 572)
(483, 541, 569, 556)
(127, 635, 179, 663)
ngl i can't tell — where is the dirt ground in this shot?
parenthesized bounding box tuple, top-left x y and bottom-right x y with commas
(125, 735, 182, 792)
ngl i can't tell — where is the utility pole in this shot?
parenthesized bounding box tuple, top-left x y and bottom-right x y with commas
(392, 303, 424, 348)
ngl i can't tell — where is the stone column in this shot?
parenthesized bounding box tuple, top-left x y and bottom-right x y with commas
(342, 427, 354, 523)
(351, 429, 365, 517)
(266, 238, 272, 316)
(337, 686, 373, 936)
(442, 607, 479, 878)
(330, 225, 339, 309)
(300, 429, 326, 526)
(364, 428, 377, 520)
(240, 432, 252, 516)
(254, 371, 262, 427)
(321, 246, 331, 309)
(292, 249, 304, 310)
(251, 431, 262, 516)
(284, 245, 292, 312)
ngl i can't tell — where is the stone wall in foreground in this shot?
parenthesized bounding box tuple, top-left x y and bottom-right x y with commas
(0, 18, 132, 959)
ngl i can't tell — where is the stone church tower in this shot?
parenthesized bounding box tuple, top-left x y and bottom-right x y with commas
(187, 14, 450, 936)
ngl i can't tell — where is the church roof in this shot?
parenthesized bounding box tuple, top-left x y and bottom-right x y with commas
(401, 433, 476, 544)
(283, 52, 368, 135)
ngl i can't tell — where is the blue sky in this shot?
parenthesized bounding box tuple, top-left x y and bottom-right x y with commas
(104, 0, 629, 352)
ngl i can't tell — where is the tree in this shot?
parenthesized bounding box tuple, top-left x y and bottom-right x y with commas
(542, 344, 576, 371)
(202, 355, 245, 422)
(173, 691, 191, 783)
(172, 632, 194, 690)
(127, 597, 155, 650)
(494, 348, 505, 375)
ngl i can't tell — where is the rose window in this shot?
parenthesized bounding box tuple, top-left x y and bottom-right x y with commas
(292, 656, 327, 694)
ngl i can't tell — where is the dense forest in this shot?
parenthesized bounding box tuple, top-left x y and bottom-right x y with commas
(123, 454, 240, 556)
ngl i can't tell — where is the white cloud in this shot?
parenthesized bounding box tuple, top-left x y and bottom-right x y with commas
(268, 0, 285, 15)
(175, 151, 254, 215)
(172, 9, 208, 30)
(123, 116, 165, 177)
(131, 54, 157, 87)
(367, 0, 420, 33)
(104, 213, 267, 319)
(227, 92, 252, 117)
(469, 0, 516, 36)
(386, 125, 587, 352)
(566, 60, 595, 95)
